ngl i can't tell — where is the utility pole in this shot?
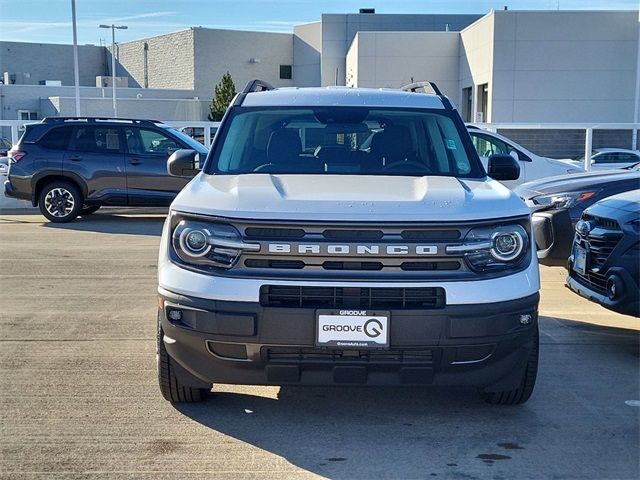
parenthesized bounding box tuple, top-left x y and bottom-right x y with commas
(71, 0, 80, 115)
(99, 24, 128, 118)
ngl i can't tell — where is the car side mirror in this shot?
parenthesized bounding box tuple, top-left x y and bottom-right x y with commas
(487, 153, 520, 181)
(168, 149, 199, 177)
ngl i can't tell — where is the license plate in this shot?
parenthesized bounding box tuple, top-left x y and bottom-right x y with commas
(573, 245, 587, 275)
(316, 310, 389, 348)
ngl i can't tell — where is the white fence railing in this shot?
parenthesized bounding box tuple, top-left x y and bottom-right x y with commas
(470, 122, 640, 171)
(2, 120, 639, 172)
(0, 119, 222, 147)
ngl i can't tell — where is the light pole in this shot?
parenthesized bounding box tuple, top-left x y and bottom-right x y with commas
(71, 0, 80, 115)
(99, 24, 128, 117)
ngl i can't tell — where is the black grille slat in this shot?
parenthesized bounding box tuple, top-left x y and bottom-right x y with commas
(265, 347, 433, 364)
(260, 286, 445, 309)
(244, 227, 306, 239)
(401, 261, 460, 271)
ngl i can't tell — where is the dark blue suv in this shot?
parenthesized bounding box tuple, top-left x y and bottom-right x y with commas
(4, 117, 208, 222)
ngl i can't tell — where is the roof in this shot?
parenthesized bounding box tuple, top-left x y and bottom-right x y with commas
(241, 87, 446, 109)
(594, 148, 640, 154)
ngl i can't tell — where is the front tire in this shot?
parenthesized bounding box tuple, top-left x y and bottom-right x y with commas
(38, 181, 82, 223)
(157, 315, 208, 403)
(481, 328, 539, 405)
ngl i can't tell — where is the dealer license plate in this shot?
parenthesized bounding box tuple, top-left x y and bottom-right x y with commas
(316, 310, 389, 348)
(573, 245, 587, 275)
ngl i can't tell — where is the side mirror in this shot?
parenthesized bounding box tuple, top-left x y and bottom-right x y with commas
(487, 153, 520, 181)
(168, 149, 199, 177)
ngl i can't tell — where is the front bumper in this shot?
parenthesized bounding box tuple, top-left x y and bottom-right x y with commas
(158, 289, 539, 389)
(567, 263, 640, 317)
(532, 209, 575, 266)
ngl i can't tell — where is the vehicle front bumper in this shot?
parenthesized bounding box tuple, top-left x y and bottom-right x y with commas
(158, 288, 539, 389)
(566, 262, 640, 317)
(532, 208, 575, 266)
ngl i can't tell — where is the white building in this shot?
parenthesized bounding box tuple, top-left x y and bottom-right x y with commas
(1, 8, 638, 156)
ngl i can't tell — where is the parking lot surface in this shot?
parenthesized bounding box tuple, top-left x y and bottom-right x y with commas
(1, 210, 638, 480)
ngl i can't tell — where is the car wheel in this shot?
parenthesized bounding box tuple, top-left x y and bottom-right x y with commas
(81, 205, 101, 215)
(38, 181, 82, 223)
(480, 328, 539, 405)
(157, 313, 209, 403)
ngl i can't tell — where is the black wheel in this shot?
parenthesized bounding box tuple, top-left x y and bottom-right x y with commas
(38, 181, 82, 223)
(481, 328, 539, 405)
(157, 314, 208, 403)
(81, 205, 101, 215)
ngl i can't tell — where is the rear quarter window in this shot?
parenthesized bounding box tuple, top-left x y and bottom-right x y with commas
(38, 126, 74, 150)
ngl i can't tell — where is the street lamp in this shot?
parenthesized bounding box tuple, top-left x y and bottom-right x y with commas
(71, 0, 80, 116)
(99, 24, 128, 118)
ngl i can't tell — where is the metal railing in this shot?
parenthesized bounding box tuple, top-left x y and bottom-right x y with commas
(470, 122, 640, 171)
(0, 119, 221, 147)
(2, 119, 638, 171)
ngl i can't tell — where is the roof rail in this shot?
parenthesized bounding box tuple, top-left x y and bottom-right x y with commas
(233, 79, 275, 106)
(400, 81, 443, 96)
(42, 117, 163, 125)
(400, 81, 453, 110)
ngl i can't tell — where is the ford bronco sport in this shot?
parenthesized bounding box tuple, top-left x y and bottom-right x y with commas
(157, 81, 540, 405)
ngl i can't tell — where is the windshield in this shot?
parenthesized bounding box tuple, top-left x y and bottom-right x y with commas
(163, 126, 209, 154)
(205, 107, 484, 177)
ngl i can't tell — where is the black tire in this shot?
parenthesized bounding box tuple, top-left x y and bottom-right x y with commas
(38, 180, 83, 223)
(157, 315, 208, 403)
(481, 328, 539, 405)
(81, 205, 101, 215)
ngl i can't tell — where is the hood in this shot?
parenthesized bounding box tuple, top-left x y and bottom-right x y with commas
(595, 190, 640, 214)
(171, 174, 529, 222)
(515, 169, 639, 199)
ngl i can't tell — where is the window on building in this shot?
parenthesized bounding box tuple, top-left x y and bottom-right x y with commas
(279, 65, 292, 80)
(18, 110, 38, 121)
(39, 126, 74, 150)
(476, 83, 488, 122)
(71, 126, 121, 153)
(462, 87, 473, 122)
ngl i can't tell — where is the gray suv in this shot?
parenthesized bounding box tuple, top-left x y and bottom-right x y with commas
(4, 117, 208, 222)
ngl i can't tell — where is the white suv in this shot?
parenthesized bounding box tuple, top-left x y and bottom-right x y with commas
(157, 81, 541, 405)
(468, 126, 584, 188)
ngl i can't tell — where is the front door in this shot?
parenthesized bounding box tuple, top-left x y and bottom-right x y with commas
(123, 127, 190, 206)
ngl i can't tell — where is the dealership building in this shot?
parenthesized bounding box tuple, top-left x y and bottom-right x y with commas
(0, 8, 638, 155)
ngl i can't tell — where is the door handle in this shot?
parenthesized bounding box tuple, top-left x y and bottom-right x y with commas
(69, 155, 82, 161)
(129, 159, 142, 165)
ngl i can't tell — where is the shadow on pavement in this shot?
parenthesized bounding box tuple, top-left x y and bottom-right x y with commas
(42, 210, 166, 236)
(176, 385, 541, 479)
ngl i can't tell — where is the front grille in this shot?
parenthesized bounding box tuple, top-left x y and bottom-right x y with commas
(573, 214, 623, 295)
(260, 285, 446, 309)
(264, 347, 433, 364)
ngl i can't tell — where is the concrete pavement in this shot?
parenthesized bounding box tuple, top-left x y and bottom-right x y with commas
(1, 211, 638, 479)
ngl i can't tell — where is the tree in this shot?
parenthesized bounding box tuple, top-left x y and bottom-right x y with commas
(208, 72, 236, 121)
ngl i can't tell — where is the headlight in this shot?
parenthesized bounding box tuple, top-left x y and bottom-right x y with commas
(171, 218, 259, 269)
(446, 224, 529, 272)
(532, 191, 597, 210)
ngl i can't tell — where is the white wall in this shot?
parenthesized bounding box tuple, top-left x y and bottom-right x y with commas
(321, 13, 482, 87)
(193, 28, 294, 98)
(346, 32, 460, 99)
(459, 13, 495, 121)
(293, 22, 322, 87)
(491, 10, 639, 122)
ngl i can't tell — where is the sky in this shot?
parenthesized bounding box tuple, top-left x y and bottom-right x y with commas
(0, 0, 637, 45)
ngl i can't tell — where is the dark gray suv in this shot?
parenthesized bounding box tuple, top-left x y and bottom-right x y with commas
(4, 117, 208, 222)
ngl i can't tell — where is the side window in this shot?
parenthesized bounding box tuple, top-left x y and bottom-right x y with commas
(594, 153, 617, 164)
(128, 128, 180, 155)
(618, 153, 639, 163)
(38, 126, 74, 150)
(71, 126, 121, 153)
(470, 133, 511, 157)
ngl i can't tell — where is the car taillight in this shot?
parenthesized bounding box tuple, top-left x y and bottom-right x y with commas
(9, 149, 26, 162)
